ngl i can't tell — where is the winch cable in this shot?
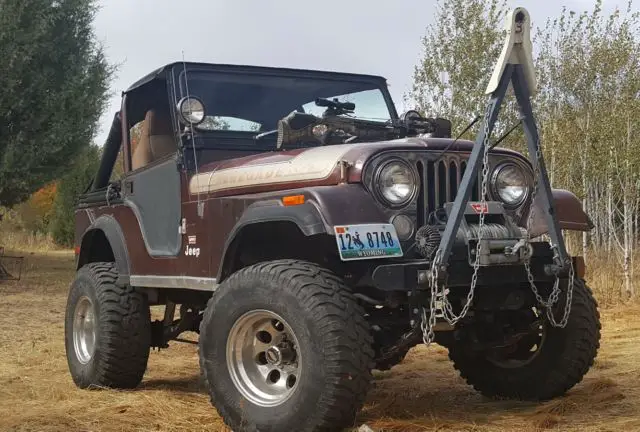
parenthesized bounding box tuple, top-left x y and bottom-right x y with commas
(420, 8, 575, 347)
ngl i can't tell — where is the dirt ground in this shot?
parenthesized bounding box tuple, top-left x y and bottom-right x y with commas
(1, 252, 639, 432)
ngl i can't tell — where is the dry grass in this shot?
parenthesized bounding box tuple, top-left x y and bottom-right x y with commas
(1, 252, 640, 432)
(584, 251, 640, 307)
(0, 228, 61, 252)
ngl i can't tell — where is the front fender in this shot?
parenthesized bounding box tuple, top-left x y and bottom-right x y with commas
(304, 184, 388, 227)
(528, 189, 593, 238)
(216, 200, 328, 280)
(216, 185, 388, 280)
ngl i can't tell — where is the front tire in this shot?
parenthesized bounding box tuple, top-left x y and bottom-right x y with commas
(199, 259, 374, 432)
(448, 279, 600, 401)
(64, 262, 151, 389)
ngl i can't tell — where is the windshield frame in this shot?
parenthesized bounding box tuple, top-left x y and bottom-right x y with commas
(169, 63, 398, 142)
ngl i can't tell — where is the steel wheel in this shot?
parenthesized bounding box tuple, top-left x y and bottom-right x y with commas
(226, 309, 301, 407)
(485, 307, 547, 369)
(73, 295, 96, 364)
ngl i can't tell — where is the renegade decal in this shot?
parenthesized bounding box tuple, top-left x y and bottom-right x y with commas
(188, 144, 353, 195)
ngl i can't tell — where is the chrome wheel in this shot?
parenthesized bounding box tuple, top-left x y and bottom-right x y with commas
(226, 310, 301, 407)
(73, 296, 96, 364)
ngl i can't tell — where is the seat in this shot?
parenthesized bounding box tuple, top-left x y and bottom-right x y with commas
(131, 109, 177, 170)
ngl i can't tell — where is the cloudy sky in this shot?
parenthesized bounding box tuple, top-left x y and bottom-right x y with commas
(92, 0, 627, 145)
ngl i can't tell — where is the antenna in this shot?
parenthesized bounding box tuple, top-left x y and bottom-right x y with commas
(181, 50, 204, 217)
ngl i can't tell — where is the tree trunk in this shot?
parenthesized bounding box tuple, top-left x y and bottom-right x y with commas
(622, 189, 632, 299)
(581, 113, 589, 262)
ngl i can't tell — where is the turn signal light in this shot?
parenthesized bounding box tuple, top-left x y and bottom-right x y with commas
(282, 195, 305, 206)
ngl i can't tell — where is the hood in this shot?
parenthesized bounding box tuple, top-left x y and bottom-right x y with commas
(188, 137, 526, 196)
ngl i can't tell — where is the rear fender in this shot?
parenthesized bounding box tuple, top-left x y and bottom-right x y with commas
(77, 215, 130, 284)
(528, 189, 593, 238)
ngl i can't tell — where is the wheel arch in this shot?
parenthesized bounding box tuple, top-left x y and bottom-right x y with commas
(216, 201, 332, 281)
(77, 215, 131, 283)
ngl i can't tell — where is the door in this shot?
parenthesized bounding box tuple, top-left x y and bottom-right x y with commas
(123, 156, 182, 257)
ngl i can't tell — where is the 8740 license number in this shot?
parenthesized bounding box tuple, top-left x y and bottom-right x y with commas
(333, 224, 403, 261)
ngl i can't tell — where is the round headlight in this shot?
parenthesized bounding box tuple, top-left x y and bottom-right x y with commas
(377, 160, 417, 206)
(177, 96, 205, 125)
(492, 163, 529, 206)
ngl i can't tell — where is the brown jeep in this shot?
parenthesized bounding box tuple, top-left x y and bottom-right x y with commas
(65, 62, 600, 432)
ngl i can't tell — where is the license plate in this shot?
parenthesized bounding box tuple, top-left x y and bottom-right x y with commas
(334, 224, 403, 261)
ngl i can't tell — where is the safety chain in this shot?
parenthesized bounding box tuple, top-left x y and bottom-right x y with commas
(421, 105, 576, 346)
(522, 129, 575, 328)
(421, 109, 492, 346)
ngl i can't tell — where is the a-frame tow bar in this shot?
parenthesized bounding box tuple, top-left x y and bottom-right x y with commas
(421, 7, 575, 345)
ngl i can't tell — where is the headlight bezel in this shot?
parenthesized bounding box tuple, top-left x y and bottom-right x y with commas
(373, 158, 418, 208)
(490, 161, 530, 208)
(177, 96, 206, 126)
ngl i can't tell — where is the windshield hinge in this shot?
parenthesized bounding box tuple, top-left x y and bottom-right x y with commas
(338, 160, 353, 184)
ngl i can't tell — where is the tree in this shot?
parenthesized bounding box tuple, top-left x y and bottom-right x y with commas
(49, 144, 101, 246)
(16, 181, 58, 233)
(0, 0, 113, 207)
(408, 0, 521, 144)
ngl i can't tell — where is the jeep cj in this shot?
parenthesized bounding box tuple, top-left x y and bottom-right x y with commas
(64, 7, 599, 432)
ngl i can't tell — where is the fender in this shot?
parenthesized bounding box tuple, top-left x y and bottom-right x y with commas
(528, 188, 594, 238)
(77, 215, 131, 283)
(216, 185, 394, 280)
(216, 200, 328, 280)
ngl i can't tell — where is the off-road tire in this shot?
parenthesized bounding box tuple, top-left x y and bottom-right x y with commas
(448, 278, 600, 401)
(65, 262, 151, 389)
(198, 259, 374, 432)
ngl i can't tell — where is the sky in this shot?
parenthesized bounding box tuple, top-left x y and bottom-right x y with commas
(91, 0, 630, 146)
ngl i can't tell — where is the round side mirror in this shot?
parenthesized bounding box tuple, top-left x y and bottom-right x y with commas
(177, 96, 206, 125)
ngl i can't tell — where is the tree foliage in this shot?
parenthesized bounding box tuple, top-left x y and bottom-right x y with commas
(0, 0, 113, 207)
(409, 0, 521, 143)
(13, 181, 57, 233)
(50, 144, 101, 247)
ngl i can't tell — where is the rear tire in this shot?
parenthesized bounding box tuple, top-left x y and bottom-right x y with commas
(64, 262, 151, 389)
(448, 279, 600, 400)
(199, 259, 374, 432)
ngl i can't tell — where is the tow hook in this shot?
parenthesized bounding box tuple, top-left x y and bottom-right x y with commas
(505, 238, 533, 260)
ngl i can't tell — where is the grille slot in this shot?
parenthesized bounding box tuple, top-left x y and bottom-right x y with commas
(419, 156, 480, 215)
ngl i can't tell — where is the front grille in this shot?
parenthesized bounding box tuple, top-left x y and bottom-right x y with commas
(416, 155, 481, 225)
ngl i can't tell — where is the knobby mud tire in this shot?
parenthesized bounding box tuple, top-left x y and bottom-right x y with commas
(199, 259, 374, 432)
(448, 279, 600, 401)
(64, 262, 151, 389)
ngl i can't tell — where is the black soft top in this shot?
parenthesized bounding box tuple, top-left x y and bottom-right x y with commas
(123, 62, 389, 94)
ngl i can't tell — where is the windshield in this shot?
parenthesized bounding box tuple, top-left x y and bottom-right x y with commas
(175, 70, 393, 133)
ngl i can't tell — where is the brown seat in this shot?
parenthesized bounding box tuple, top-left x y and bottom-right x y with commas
(131, 110, 177, 170)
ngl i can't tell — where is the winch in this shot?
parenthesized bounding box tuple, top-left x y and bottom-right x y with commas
(415, 201, 532, 266)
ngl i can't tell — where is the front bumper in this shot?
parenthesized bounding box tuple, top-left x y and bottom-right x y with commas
(369, 242, 585, 292)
